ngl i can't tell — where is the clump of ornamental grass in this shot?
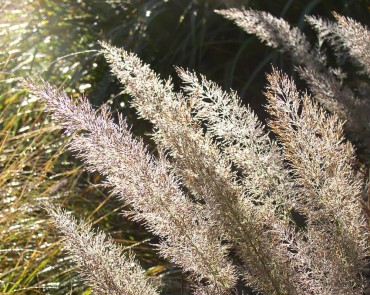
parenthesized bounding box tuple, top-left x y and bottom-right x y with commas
(27, 9, 369, 295)
(0, 88, 162, 294)
(216, 8, 370, 162)
(1, 1, 169, 293)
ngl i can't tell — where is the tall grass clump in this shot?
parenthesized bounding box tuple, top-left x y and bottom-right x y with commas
(1, 1, 165, 293)
(0, 90, 162, 293)
(25, 7, 370, 295)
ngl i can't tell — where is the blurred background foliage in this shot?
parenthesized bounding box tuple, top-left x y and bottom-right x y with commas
(0, 0, 369, 294)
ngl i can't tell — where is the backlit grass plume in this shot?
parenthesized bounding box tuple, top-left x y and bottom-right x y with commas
(45, 204, 159, 295)
(216, 8, 370, 159)
(27, 9, 369, 295)
(26, 80, 237, 295)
